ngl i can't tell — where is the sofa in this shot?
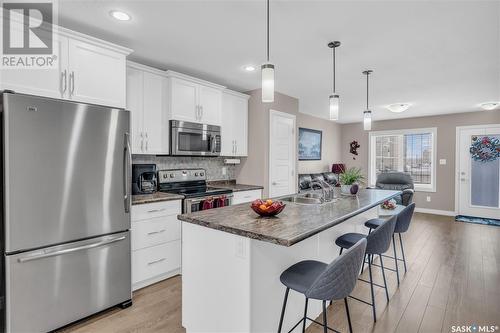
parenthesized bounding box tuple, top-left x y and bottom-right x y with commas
(375, 172, 415, 206)
(298, 172, 339, 192)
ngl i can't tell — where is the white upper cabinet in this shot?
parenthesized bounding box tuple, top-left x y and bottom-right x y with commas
(0, 27, 131, 108)
(169, 78, 198, 123)
(67, 38, 127, 108)
(126, 62, 169, 155)
(0, 37, 68, 99)
(166, 71, 224, 126)
(221, 90, 249, 156)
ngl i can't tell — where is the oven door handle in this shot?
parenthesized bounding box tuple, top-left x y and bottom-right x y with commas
(187, 194, 233, 204)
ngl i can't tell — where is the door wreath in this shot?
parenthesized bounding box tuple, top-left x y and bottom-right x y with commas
(469, 136, 500, 162)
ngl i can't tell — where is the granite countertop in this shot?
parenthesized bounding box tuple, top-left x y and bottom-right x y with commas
(208, 180, 264, 192)
(132, 192, 184, 205)
(178, 189, 401, 247)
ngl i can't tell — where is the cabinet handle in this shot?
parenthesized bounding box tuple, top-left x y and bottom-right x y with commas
(69, 71, 75, 96)
(235, 141, 238, 155)
(147, 258, 166, 265)
(200, 105, 203, 120)
(60, 70, 67, 96)
(145, 139, 148, 151)
(147, 229, 166, 236)
(147, 208, 166, 213)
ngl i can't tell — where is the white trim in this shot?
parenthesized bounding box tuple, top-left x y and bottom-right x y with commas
(368, 127, 437, 192)
(58, 26, 133, 55)
(127, 61, 167, 76)
(165, 70, 226, 90)
(223, 89, 250, 100)
(454, 124, 500, 216)
(415, 208, 456, 216)
(268, 109, 297, 197)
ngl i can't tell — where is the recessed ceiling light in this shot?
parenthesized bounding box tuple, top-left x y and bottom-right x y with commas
(479, 102, 499, 111)
(386, 103, 412, 113)
(110, 10, 131, 21)
(243, 65, 256, 72)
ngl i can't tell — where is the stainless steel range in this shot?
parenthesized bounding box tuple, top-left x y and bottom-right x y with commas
(158, 169, 232, 213)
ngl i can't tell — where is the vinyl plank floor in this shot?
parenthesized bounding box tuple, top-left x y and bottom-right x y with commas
(61, 213, 500, 333)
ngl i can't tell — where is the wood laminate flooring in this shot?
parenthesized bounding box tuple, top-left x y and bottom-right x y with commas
(60, 213, 500, 333)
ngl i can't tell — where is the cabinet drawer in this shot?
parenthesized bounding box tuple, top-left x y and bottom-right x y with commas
(132, 215, 180, 250)
(132, 241, 180, 284)
(131, 200, 181, 221)
(232, 190, 262, 205)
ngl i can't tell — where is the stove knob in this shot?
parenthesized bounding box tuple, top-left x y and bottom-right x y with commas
(195, 172, 199, 176)
(163, 174, 168, 179)
(200, 172, 204, 176)
(170, 173, 175, 178)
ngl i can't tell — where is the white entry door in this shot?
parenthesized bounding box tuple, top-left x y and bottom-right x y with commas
(269, 110, 296, 197)
(457, 125, 500, 219)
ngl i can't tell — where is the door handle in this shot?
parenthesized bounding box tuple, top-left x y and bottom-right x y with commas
(147, 258, 166, 265)
(147, 229, 166, 236)
(69, 71, 75, 96)
(60, 70, 67, 96)
(18, 236, 126, 263)
(124, 132, 132, 213)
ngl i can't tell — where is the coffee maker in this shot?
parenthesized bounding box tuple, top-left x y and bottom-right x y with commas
(132, 164, 157, 195)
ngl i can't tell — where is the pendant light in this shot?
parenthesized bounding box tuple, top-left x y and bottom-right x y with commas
(261, 0, 274, 103)
(328, 41, 341, 121)
(363, 70, 373, 131)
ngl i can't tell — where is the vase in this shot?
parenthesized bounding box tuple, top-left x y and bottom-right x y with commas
(341, 184, 359, 195)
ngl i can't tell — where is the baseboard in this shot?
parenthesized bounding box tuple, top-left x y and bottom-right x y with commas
(415, 207, 456, 216)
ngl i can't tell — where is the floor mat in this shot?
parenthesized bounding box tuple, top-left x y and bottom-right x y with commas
(455, 215, 500, 226)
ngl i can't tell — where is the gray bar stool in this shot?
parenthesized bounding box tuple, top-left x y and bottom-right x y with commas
(334, 216, 397, 322)
(364, 203, 416, 284)
(277, 238, 367, 333)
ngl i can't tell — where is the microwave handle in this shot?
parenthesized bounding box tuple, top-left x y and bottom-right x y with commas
(210, 135, 216, 153)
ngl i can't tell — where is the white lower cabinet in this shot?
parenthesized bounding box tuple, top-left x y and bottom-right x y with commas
(232, 189, 262, 205)
(131, 200, 181, 291)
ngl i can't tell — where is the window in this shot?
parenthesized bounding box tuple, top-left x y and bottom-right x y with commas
(369, 128, 437, 192)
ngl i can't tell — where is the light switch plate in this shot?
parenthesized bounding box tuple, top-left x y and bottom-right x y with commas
(426, 196, 431, 202)
(439, 159, 446, 165)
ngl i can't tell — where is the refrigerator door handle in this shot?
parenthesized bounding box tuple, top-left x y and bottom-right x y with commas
(17, 236, 127, 263)
(124, 132, 132, 213)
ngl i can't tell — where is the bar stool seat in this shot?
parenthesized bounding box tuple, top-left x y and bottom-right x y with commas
(364, 218, 384, 229)
(334, 232, 365, 250)
(280, 260, 327, 294)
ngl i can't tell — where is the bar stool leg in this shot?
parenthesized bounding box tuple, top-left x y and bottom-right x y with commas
(368, 255, 377, 322)
(344, 298, 353, 333)
(392, 234, 400, 284)
(339, 247, 344, 255)
(322, 300, 328, 333)
(361, 253, 368, 274)
(379, 254, 389, 302)
(277, 287, 289, 333)
(302, 298, 309, 333)
(399, 233, 407, 273)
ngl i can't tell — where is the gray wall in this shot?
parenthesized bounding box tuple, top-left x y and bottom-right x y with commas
(340, 110, 500, 212)
(236, 89, 342, 197)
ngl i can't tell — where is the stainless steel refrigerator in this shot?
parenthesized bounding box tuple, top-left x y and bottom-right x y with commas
(0, 92, 132, 333)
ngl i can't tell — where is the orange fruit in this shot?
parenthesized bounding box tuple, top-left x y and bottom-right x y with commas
(265, 199, 273, 206)
(259, 204, 268, 211)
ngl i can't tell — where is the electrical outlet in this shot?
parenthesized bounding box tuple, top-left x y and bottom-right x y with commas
(426, 196, 431, 202)
(222, 167, 227, 175)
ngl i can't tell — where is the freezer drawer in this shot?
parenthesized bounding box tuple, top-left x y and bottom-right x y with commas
(5, 232, 131, 333)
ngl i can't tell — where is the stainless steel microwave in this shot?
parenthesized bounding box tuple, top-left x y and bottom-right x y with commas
(170, 120, 221, 156)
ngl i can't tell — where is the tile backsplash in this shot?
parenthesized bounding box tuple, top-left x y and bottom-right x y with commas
(132, 155, 238, 181)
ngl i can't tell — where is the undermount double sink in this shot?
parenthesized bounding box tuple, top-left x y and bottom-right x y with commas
(281, 192, 332, 205)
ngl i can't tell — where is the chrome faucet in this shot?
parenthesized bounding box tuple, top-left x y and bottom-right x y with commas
(311, 179, 336, 202)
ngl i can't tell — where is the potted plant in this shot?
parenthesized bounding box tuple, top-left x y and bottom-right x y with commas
(339, 167, 365, 195)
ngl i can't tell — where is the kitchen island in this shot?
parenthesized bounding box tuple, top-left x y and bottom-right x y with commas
(178, 189, 400, 333)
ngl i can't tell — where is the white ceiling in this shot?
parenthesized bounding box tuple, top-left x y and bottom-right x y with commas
(57, 0, 500, 123)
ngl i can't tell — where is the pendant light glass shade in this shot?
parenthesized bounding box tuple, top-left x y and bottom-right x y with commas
(363, 110, 372, 130)
(262, 63, 275, 103)
(362, 70, 373, 131)
(329, 94, 339, 121)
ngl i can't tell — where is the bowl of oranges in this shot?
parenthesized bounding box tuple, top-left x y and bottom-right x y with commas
(250, 199, 286, 217)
